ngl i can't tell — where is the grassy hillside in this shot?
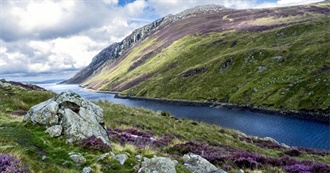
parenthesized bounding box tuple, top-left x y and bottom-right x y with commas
(81, 3, 330, 116)
(1, 84, 330, 172)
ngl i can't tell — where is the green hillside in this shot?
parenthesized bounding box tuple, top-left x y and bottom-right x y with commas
(81, 2, 330, 117)
(1, 81, 330, 172)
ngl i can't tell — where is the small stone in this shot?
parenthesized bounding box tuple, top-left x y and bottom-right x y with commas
(274, 56, 283, 60)
(70, 154, 86, 165)
(82, 167, 92, 173)
(136, 155, 142, 161)
(95, 153, 109, 162)
(114, 154, 128, 165)
(258, 66, 267, 72)
(138, 156, 176, 173)
(42, 155, 47, 161)
(236, 169, 245, 173)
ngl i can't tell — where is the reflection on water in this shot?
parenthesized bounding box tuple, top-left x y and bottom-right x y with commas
(39, 83, 330, 151)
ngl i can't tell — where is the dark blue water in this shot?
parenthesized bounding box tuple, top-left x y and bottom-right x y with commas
(38, 83, 330, 151)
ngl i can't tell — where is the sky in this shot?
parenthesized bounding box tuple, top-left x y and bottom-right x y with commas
(0, 0, 325, 81)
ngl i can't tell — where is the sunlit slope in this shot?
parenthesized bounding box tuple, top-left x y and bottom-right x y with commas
(81, 3, 330, 113)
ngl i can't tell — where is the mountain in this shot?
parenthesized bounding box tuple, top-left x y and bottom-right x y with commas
(64, 2, 330, 116)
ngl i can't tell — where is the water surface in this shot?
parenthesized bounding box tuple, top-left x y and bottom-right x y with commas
(38, 83, 330, 151)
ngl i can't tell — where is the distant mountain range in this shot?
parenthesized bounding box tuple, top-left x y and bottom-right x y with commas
(64, 1, 330, 115)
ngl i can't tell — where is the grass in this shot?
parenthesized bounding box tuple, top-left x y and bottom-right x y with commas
(83, 17, 330, 116)
(0, 83, 329, 172)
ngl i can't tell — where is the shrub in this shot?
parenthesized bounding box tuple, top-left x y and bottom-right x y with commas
(283, 164, 312, 173)
(285, 148, 302, 156)
(0, 154, 30, 173)
(81, 136, 111, 152)
(107, 128, 171, 149)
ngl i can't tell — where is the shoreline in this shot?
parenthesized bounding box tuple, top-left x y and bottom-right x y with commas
(112, 93, 329, 124)
(75, 85, 329, 123)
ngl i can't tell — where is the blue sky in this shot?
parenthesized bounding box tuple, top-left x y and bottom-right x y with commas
(0, 0, 325, 81)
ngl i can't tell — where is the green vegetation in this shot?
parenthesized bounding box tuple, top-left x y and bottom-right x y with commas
(83, 16, 330, 116)
(0, 82, 329, 172)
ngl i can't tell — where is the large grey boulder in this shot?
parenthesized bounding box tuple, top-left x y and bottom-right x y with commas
(138, 156, 176, 173)
(23, 90, 110, 146)
(183, 153, 226, 173)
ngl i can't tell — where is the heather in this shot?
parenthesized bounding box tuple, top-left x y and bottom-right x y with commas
(169, 142, 330, 172)
(78, 2, 330, 121)
(0, 154, 30, 173)
(0, 81, 329, 172)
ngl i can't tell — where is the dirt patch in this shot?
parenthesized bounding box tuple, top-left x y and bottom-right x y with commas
(116, 73, 153, 91)
(182, 67, 207, 78)
(11, 110, 27, 116)
(128, 51, 159, 72)
(311, 65, 330, 75)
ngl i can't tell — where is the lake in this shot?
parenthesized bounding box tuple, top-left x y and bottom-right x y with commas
(38, 83, 330, 151)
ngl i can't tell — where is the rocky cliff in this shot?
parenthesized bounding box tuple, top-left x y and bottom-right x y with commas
(64, 2, 330, 116)
(63, 5, 228, 84)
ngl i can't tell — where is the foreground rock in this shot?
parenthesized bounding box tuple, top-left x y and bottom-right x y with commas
(23, 90, 110, 146)
(183, 153, 226, 173)
(138, 156, 177, 173)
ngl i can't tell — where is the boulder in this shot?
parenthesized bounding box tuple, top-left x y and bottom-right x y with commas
(183, 153, 225, 173)
(113, 154, 128, 165)
(82, 167, 92, 173)
(138, 156, 176, 173)
(69, 153, 86, 165)
(24, 90, 110, 146)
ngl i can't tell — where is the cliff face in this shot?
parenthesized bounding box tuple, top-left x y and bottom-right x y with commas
(65, 2, 330, 114)
(63, 5, 228, 84)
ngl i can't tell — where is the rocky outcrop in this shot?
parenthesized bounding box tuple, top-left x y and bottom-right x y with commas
(63, 5, 227, 84)
(23, 90, 110, 146)
(138, 156, 177, 173)
(183, 153, 226, 173)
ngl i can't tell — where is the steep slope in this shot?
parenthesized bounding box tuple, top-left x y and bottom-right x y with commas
(67, 2, 330, 116)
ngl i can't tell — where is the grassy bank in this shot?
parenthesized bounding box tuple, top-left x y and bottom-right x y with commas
(1, 82, 330, 172)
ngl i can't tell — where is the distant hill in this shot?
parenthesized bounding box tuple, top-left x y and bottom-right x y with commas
(64, 1, 330, 116)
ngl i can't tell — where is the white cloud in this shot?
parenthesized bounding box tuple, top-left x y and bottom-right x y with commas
(277, 0, 323, 5)
(0, 0, 326, 80)
(103, 0, 119, 5)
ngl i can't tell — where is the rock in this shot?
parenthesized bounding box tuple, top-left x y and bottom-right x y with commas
(258, 66, 267, 72)
(236, 169, 245, 173)
(45, 125, 62, 137)
(70, 153, 86, 165)
(63, 5, 226, 84)
(95, 153, 109, 162)
(136, 154, 142, 161)
(113, 154, 128, 165)
(42, 155, 47, 161)
(24, 90, 110, 146)
(82, 167, 92, 173)
(274, 56, 283, 60)
(211, 170, 227, 173)
(138, 156, 176, 173)
(183, 153, 222, 173)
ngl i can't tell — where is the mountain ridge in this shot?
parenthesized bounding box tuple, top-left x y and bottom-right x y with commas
(64, 1, 330, 117)
(62, 5, 230, 84)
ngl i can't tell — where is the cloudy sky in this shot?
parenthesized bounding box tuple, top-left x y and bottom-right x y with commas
(0, 0, 324, 81)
